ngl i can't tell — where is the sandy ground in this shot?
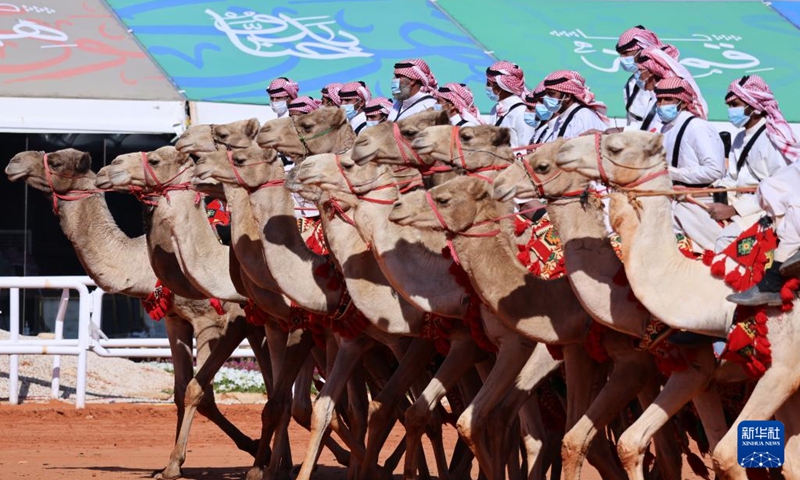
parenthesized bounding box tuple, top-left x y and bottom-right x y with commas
(0, 400, 725, 480)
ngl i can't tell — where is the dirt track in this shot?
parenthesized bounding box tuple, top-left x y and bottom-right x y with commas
(0, 401, 718, 480)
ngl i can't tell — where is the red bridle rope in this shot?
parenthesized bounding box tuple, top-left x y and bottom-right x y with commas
(42, 153, 110, 214)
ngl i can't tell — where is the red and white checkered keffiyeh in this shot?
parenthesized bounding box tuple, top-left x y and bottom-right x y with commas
(288, 96, 322, 115)
(321, 83, 343, 106)
(616, 25, 662, 54)
(486, 60, 526, 97)
(363, 97, 393, 117)
(435, 83, 483, 123)
(524, 81, 546, 107)
(394, 59, 438, 93)
(654, 77, 706, 119)
(267, 77, 299, 100)
(728, 75, 800, 162)
(638, 45, 707, 119)
(339, 81, 372, 104)
(543, 70, 609, 122)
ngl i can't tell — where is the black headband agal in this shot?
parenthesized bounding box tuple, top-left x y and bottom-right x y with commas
(437, 83, 466, 94)
(363, 104, 388, 114)
(267, 87, 287, 95)
(288, 100, 311, 109)
(543, 77, 568, 87)
(654, 86, 685, 96)
(338, 90, 359, 99)
(394, 62, 415, 69)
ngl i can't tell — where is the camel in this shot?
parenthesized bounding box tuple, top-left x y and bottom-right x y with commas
(297, 151, 634, 480)
(555, 131, 800, 479)
(256, 106, 357, 159)
(491, 142, 727, 479)
(4, 149, 272, 479)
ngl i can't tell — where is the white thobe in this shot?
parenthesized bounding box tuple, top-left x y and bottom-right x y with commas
(389, 91, 437, 122)
(349, 111, 367, 135)
(541, 103, 608, 143)
(451, 112, 481, 127)
(622, 76, 662, 133)
(758, 160, 800, 262)
(489, 95, 534, 148)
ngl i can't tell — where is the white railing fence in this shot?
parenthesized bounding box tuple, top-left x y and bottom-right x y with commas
(1, 276, 255, 409)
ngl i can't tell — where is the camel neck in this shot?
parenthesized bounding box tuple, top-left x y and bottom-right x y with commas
(57, 191, 156, 298)
(449, 221, 588, 344)
(249, 181, 343, 314)
(546, 199, 649, 338)
(611, 191, 734, 336)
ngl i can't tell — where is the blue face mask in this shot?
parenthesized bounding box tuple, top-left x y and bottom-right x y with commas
(341, 103, 358, 120)
(432, 103, 443, 111)
(728, 106, 750, 128)
(390, 78, 401, 95)
(620, 56, 638, 73)
(523, 112, 539, 128)
(656, 103, 680, 124)
(365, 120, 380, 128)
(485, 86, 500, 102)
(543, 95, 562, 113)
(634, 71, 646, 89)
(535, 103, 553, 121)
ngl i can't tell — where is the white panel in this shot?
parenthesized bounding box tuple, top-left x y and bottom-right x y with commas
(0, 98, 187, 134)
(192, 102, 278, 125)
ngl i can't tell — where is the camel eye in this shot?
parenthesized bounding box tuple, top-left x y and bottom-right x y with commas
(608, 145, 622, 155)
(534, 164, 549, 174)
(234, 158, 246, 166)
(217, 131, 229, 138)
(460, 133, 473, 142)
(148, 159, 160, 166)
(49, 161, 62, 169)
(436, 197, 450, 206)
(401, 129, 416, 137)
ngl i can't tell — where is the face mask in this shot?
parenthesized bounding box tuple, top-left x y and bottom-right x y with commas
(432, 103, 443, 111)
(271, 101, 288, 116)
(656, 103, 680, 123)
(635, 73, 646, 90)
(485, 86, 500, 102)
(728, 106, 750, 128)
(365, 120, 380, 128)
(523, 112, 539, 128)
(341, 103, 358, 120)
(535, 103, 553, 121)
(543, 95, 562, 113)
(620, 56, 637, 73)
(391, 78, 401, 95)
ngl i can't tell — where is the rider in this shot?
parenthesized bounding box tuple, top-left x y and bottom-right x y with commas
(435, 83, 483, 127)
(616, 25, 666, 132)
(266, 77, 300, 119)
(363, 97, 393, 128)
(486, 61, 532, 148)
(339, 81, 372, 134)
(709, 75, 797, 253)
(525, 81, 552, 144)
(389, 59, 438, 121)
(538, 70, 609, 142)
(320, 83, 343, 107)
(288, 96, 322, 117)
(653, 76, 725, 252)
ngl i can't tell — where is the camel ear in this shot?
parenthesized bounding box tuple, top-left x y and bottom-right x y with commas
(244, 118, 260, 139)
(493, 128, 512, 147)
(76, 151, 91, 173)
(435, 110, 449, 125)
(643, 133, 665, 158)
(330, 107, 347, 126)
(466, 177, 489, 201)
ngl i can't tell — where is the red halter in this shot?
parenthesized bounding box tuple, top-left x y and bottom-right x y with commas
(593, 132, 669, 190)
(226, 150, 283, 191)
(42, 153, 108, 215)
(393, 123, 435, 170)
(129, 151, 194, 205)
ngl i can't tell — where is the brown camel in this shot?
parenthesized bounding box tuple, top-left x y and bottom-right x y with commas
(256, 106, 356, 159)
(4, 149, 271, 480)
(555, 131, 800, 479)
(492, 142, 724, 479)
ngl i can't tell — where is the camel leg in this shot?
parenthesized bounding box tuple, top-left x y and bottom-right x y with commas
(403, 336, 484, 480)
(617, 345, 716, 480)
(456, 339, 534, 480)
(246, 326, 274, 395)
(360, 338, 437, 480)
(519, 395, 546, 480)
(635, 375, 683, 480)
(776, 390, 800, 479)
(561, 344, 625, 480)
(712, 363, 800, 479)
(293, 335, 374, 480)
(245, 328, 315, 480)
(345, 359, 370, 480)
(561, 340, 656, 480)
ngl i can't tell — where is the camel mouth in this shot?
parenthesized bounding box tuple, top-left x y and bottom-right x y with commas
(409, 139, 434, 155)
(5, 169, 29, 182)
(193, 167, 215, 182)
(387, 208, 411, 225)
(492, 183, 518, 203)
(350, 146, 376, 166)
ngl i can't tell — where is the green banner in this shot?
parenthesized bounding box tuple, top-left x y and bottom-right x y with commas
(106, 0, 494, 107)
(439, 0, 800, 121)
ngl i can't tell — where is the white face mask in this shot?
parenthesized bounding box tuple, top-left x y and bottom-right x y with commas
(271, 101, 288, 116)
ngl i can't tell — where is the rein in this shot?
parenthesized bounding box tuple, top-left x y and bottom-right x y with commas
(593, 132, 668, 190)
(226, 150, 282, 192)
(442, 126, 512, 183)
(42, 153, 109, 214)
(393, 123, 435, 171)
(292, 117, 335, 160)
(129, 151, 194, 205)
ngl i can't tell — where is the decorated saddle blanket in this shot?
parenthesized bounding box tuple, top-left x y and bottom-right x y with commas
(512, 212, 566, 280)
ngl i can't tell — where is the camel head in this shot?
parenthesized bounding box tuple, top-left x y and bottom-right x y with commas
(193, 144, 280, 191)
(103, 146, 192, 193)
(297, 152, 395, 197)
(256, 107, 349, 159)
(6, 149, 93, 194)
(176, 119, 260, 155)
(555, 131, 667, 188)
(410, 125, 513, 171)
(350, 109, 450, 166)
(389, 176, 497, 233)
(493, 139, 587, 202)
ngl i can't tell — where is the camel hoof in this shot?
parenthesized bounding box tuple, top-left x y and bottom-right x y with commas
(244, 467, 265, 480)
(152, 468, 183, 480)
